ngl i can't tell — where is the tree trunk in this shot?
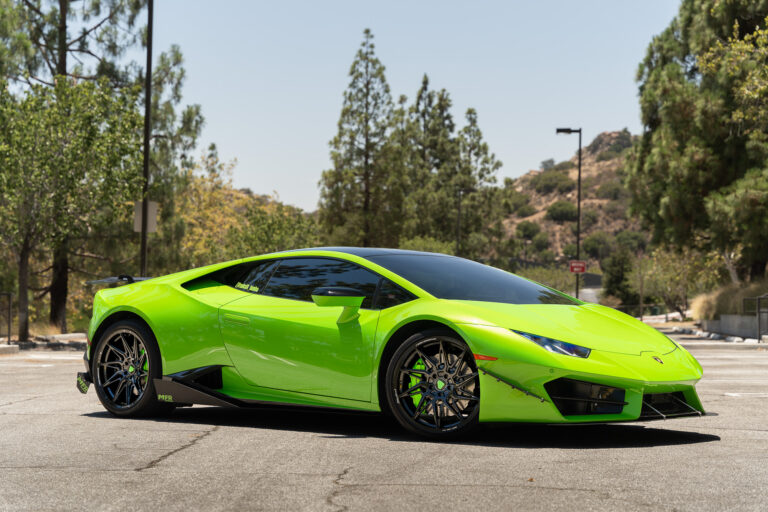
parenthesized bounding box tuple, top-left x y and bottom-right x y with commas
(17, 241, 31, 342)
(49, 239, 68, 333)
(57, 0, 68, 76)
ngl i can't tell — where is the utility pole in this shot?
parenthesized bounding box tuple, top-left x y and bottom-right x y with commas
(139, 0, 154, 277)
(556, 127, 582, 299)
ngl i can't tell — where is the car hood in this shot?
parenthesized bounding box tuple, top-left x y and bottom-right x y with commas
(449, 300, 676, 356)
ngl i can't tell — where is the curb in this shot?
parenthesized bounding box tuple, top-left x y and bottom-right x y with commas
(0, 344, 20, 355)
(681, 342, 766, 351)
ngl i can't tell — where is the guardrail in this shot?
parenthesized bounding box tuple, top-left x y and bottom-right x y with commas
(0, 292, 10, 344)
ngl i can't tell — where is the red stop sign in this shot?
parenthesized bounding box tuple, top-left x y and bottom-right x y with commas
(569, 260, 586, 274)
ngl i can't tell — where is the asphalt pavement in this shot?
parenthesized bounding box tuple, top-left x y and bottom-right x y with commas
(1, 340, 767, 511)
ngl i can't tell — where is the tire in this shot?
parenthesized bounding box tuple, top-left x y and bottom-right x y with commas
(385, 329, 479, 439)
(92, 319, 174, 417)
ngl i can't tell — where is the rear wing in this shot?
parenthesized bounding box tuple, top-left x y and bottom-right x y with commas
(86, 274, 151, 285)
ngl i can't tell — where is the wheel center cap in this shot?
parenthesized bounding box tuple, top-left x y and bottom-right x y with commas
(436, 379, 446, 390)
(128, 365, 135, 373)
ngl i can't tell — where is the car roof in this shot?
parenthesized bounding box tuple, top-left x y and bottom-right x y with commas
(287, 247, 452, 259)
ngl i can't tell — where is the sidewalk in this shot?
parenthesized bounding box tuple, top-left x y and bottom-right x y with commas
(656, 326, 767, 350)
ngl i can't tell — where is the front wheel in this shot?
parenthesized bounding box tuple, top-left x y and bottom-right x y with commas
(385, 330, 480, 438)
(92, 319, 174, 417)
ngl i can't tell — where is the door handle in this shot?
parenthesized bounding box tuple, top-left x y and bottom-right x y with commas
(222, 313, 250, 326)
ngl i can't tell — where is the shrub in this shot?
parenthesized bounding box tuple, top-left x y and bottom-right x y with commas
(516, 204, 537, 217)
(582, 209, 599, 231)
(531, 170, 575, 194)
(563, 243, 578, 260)
(596, 181, 626, 200)
(399, 236, 454, 255)
(615, 230, 647, 253)
(515, 220, 540, 240)
(691, 279, 768, 320)
(583, 231, 614, 260)
(553, 160, 575, 171)
(532, 231, 549, 252)
(546, 200, 578, 222)
(603, 200, 627, 220)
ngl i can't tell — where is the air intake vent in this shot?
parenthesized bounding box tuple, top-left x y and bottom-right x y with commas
(544, 378, 627, 416)
(640, 392, 701, 420)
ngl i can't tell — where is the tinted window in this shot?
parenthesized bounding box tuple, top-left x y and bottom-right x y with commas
(214, 260, 277, 293)
(261, 258, 380, 308)
(367, 254, 578, 305)
(376, 279, 416, 309)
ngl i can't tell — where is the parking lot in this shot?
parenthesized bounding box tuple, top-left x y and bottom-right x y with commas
(1, 341, 767, 511)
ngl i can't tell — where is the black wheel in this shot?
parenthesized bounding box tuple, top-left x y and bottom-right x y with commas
(92, 319, 174, 417)
(385, 329, 479, 438)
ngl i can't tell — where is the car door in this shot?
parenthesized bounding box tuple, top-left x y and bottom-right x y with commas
(219, 257, 381, 402)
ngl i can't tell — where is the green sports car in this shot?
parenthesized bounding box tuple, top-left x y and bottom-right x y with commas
(77, 247, 704, 438)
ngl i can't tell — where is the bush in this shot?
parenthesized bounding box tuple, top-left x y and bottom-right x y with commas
(516, 204, 537, 217)
(541, 158, 555, 170)
(582, 209, 599, 231)
(615, 230, 647, 253)
(546, 200, 578, 222)
(583, 231, 614, 260)
(603, 200, 627, 220)
(532, 231, 549, 252)
(563, 243, 578, 260)
(691, 279, 768, 320)
(553, 160, 575, 171)
(515, 220, 540, 240)
(596, 181, 626, 200)
(531, 170, 575, 194)
(516, 266, 573, 292)
(399, 236, 455, 255)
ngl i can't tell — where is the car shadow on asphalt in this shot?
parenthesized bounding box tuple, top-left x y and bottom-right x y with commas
(84, 405, 720, 449)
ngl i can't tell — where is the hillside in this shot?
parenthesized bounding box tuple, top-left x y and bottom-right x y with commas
(505, 129, 642, 264)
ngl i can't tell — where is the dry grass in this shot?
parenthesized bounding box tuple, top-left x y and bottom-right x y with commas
(691, 279, 768, 320)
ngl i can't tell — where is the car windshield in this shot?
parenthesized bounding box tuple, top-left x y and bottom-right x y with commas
(366, 254, 579, 305)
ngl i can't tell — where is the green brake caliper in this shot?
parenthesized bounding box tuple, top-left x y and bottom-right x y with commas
(410, 359, 425, 408)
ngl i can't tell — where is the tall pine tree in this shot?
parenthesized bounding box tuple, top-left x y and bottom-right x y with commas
(319, 29, 395, 247)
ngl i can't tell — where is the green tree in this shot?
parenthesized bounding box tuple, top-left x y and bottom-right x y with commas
(0, 80, 142, 340)
(319, 29, 394, 247)
(602, 247, 638, 306)
(2, 0, 203, 330)
(626, 0, 768, 279)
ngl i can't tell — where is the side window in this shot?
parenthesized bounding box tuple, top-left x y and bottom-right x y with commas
(375, 279, 416, 309)
(261, 258, 380, 308)
(213, 260, 277, 293)
(235, 260, 278, 293)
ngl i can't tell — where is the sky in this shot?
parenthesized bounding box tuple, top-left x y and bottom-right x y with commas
(150, 1, 679, 211)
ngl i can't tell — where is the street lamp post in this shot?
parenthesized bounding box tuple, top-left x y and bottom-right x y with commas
(556, 127, 582, 299)
(139, 0, 154, 277)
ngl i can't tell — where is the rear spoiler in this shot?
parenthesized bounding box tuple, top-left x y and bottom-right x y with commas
(86, 274, 151, 285)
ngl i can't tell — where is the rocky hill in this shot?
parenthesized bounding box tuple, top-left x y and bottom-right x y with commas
(505, 129, 642, 264)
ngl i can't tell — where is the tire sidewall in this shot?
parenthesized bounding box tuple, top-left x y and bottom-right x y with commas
(92, 319, 164, 417)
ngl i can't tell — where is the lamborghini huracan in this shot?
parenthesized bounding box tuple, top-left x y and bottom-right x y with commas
(77, 248, 705, 438)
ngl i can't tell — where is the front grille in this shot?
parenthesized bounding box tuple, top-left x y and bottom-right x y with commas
(544, 378, 627, 416)
(640, 392, 701, 419)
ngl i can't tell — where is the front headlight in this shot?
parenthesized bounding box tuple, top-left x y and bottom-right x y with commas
(512, 330, 591, 358)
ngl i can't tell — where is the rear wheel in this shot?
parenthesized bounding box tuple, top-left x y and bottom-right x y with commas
(92, 319, 174, 417)
(385, 330, 479, 438)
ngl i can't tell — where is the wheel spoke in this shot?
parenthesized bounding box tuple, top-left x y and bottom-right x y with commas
(451, 348, 466, 373)
(454, 390, 479, 402)
(100, 361, 122, 370)
(412, 396, 429, 419)
(438, 340, 446, 368)
(108, 343, 126, 361)
(432, 399, 441, 429)
(445, 397, 464, 418)
(399, 382, 426, 398)
(400, 368, 428, 377)
(102, 371, 122, 387)
(112, 379, 126, 400)
(455, 372, 479, 388)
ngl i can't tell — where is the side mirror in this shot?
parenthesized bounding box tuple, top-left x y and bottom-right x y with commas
(311, 287, 365, 323)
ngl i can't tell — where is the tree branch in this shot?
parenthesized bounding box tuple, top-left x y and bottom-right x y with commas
(67, 8, 119, 48)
